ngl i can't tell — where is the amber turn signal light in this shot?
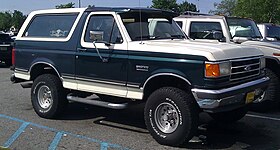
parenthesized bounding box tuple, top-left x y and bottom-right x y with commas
(205, 63, 220, 77)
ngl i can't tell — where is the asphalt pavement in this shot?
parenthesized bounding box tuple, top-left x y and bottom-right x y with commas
(0, 63, 280, 150)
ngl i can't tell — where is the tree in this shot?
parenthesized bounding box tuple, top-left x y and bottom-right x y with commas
(234, 0, 280, 24)
(12, 10, 27, 30)
(178, 1, 198, 13)
(151, 0, 178, 11)
(210, 0, 280, 24)
(151, 0, 198, 14)
(0, 10, 27, 31)
(209, 0, 237, 16)
(55, 2, 75, 9)
(0, 12, 12, 31)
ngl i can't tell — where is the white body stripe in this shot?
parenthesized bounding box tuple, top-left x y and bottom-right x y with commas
(62, 78, 143, 100)
(14, 72, 30, 80)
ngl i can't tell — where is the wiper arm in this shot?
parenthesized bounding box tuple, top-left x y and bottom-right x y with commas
(134, 35, 161, 40)
(170, 34, 185, 39)
(251, 36, 262, 38)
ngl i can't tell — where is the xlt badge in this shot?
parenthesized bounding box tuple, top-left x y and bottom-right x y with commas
(136, 65, 149, 72)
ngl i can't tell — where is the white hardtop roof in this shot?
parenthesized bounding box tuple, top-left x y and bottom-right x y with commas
(29, 8, 87, 15)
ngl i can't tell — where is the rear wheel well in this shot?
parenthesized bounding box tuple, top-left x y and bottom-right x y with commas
(30, 63, 60, 81)
(143, 75, 191, 101)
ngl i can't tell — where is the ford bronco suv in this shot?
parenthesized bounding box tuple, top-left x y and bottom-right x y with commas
(11, 7, 269, 146)
(175, 15, 280, 111)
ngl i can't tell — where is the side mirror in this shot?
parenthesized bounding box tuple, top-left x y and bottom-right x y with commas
(233, 37, 251, 43)
(212, 31, 223, 40)
(90, 31, 104, 41)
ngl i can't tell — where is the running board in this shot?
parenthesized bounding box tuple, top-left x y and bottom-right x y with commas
(67, 94, 128, 109)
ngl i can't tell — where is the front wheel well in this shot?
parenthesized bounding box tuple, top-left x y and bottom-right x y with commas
(30, 63, 60, 81)
(143, 75, 191, 101)
(266, 58, 280, 77)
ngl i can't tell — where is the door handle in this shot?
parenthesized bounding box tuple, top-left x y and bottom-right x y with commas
(77, 48, 87, 51)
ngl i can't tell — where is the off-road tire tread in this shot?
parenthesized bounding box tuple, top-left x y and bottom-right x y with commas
(31, 74, 67, 119)
(144, 87, 199, 146)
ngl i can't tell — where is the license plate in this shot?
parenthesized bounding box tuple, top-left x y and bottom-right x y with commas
(0, 47, 7, 51)
(246, 91, 255, 104)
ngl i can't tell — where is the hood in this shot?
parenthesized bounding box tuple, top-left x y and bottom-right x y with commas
(128, 39, 263, 61)
(242, 40, 280, 50)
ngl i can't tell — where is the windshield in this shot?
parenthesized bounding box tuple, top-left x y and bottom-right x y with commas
(120, 13, 186, 41)
(226, 18, 262, 39)
(266, 25, 280, 40)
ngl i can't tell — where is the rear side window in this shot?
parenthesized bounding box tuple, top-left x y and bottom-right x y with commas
(190, 22, 222, 39)
(23, 13, 78, 38)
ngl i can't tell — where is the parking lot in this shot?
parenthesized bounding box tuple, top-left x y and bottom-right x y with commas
(0, 64, 280, 150)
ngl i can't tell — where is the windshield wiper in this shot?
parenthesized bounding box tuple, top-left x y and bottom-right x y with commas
(134, 35, 161, 41)
(251, 36, 262, 38)
(170, 34, 185, 39)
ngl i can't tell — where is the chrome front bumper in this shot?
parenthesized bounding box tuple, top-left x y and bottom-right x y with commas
(191, 77, 270, 112)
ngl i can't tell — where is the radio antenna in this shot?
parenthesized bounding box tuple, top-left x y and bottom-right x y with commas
(139, 0, 143, 44)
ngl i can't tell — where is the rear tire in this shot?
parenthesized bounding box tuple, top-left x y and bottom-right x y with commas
(31, 74, 68, 119)
(144, 87, 199, 146)
(209, 106, 248, 123)
(250, 69, 280, 112)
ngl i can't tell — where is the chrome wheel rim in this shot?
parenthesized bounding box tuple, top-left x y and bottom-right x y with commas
(37, 85, 53, 109)
(253, 91, 266, 103)
(154, 102, 179, 134)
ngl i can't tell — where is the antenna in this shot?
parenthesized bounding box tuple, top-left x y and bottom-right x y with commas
(197, 0, 200, 12)
(139, 0, 143, 44)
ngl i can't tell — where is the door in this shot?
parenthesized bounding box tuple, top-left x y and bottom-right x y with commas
(76, 13, 128, 97)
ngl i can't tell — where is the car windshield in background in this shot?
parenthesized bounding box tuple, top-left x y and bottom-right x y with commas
(267, 25, 280, 40)
(227, 18, 262, 39)
(120, 13, 185, 41)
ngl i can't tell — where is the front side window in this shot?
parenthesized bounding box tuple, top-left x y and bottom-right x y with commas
(24, 14, 78, 38)
(190, 22, 223, 39)
(84, 15, 123, 44)
(120, 13, 185, 41)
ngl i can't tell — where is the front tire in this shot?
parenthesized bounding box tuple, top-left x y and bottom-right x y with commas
(250, 69, 280, 112)
(31, 74, 67, 119)
(209, 106, 248, 123)
(144, 87, 199, 146)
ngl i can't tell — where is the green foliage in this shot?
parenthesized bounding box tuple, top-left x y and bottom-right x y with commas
(151, 0, 178, 11)
(0, 12, 12, 31)
(55, 2, 75, 9)
(234, 0, 280, 24)
(151, 0, 198, 13)
(0, 10, 26, 31)
(210, 0, 280, 24)
(12, 10, 27, 30)
(178, 1, 198, 13)
(209, 0, 237, 16)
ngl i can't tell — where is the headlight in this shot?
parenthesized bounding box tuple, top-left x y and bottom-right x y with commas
(205, 61, 231, 78)
(260, 57, 266, 69)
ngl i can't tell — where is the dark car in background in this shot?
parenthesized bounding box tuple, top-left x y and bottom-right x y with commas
(0, 33, 14, 66)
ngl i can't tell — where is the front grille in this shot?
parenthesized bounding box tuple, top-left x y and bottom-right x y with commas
(230, 57, 261, 81)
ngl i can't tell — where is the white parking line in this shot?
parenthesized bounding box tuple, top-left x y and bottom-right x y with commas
(246, 114, 280, 121)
